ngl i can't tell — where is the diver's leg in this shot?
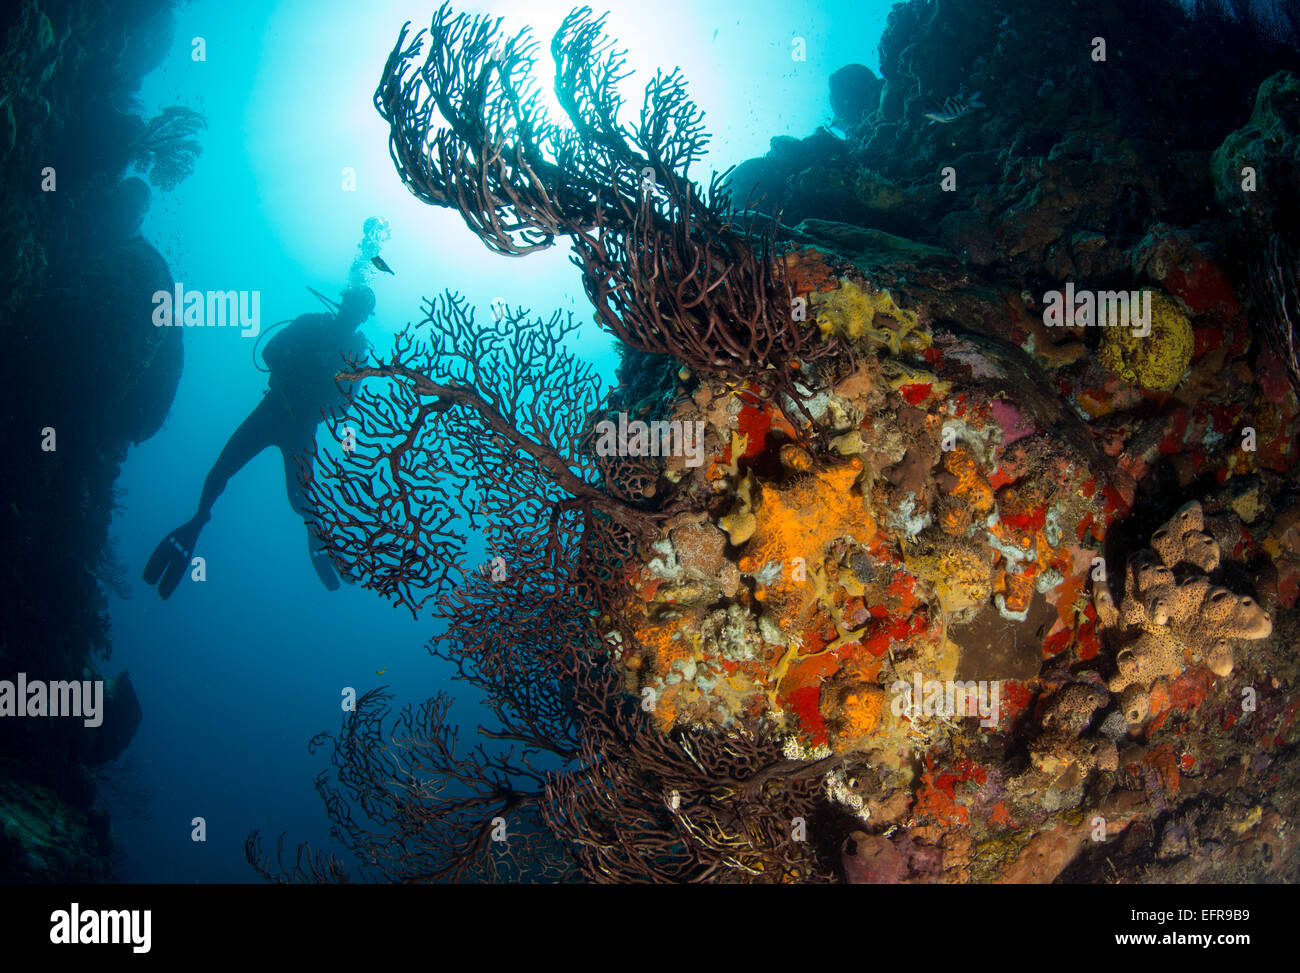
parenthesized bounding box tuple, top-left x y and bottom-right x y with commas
(196, 397, 280, 520)
(280, 432, 341, 591)
(280, 433, 313, 518)
(144, 398, 279, 598)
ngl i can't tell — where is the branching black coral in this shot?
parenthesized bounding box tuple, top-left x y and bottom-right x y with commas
(130, 106, 205, 191)
(302, 292, 663, 618)
(1254, 233, 1300, 395)
(248, 6, 855, 887)
(374, 4, 843, 408)
(544, 661, 840, 884)
(249, 658, 839, 884)
(247, 688, 577, 884)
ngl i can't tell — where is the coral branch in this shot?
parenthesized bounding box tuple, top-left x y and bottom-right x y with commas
(130, 106, 205, 191)
(252, 7, 861, 886)
(373, 4, 845, 412)
(301, 292, 661, 617)
(1253, 233, 1300, 394)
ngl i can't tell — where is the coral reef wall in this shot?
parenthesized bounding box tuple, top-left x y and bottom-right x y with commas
(225, 0, 1300, 885)
(692, 0, 1300, 882)
(0, 0, 181, 880)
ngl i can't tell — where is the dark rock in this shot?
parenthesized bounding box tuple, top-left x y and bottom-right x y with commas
(64, 764, 99, 809)
(725, 130, 845, 216)
(829, 64, 883, 128)
(116, 4, 178, 91)
(1212, 70, 1300, 236)
(41, 233, 181, 446)
(86, 671, 143, 767)
(940, 210, 997, 266)
(790, 219, 965, 283)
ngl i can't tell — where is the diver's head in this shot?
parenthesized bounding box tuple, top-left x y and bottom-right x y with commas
(336, 285, 375, 329)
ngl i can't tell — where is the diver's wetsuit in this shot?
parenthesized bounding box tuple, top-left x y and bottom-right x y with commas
(143, 304, 370, 598)
(196, 312, 365, 523)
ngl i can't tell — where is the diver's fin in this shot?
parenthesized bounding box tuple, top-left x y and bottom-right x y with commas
(307, 535, 341, 592)
(142, 516, 205, 600)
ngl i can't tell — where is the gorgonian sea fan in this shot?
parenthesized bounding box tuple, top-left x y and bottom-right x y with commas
(373, 3, 846, 417)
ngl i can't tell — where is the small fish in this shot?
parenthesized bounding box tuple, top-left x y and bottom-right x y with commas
(923, 90, 986, 125)
(370, 255, 395, 275)
(376, 667, 387, 675)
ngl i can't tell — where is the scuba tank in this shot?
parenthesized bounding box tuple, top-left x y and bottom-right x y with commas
(252, 286, 342, 373)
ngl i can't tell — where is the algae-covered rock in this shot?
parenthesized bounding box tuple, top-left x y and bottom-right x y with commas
(1097, 290, 1193, 393)
(1212, 70, 1300, 231)
(811, 277, 928, 355)
(829, 63, 883, 128)
(0, 776, 112, 882)
(86, 671, 144, 766)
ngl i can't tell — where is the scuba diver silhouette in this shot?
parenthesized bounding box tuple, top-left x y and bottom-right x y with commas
(142, 285, 374, 599)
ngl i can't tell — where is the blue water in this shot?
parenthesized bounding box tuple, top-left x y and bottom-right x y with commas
(105, 0, 891, 882)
